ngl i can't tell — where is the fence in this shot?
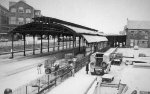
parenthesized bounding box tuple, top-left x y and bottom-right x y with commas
(12, 54, 89, 94)
(0, 40, 78, 55)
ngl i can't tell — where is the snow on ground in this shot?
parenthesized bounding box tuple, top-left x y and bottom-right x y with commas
(0, 65, 45, 94)
(121, 66, 150, 92)
(47, 67, 96, 94)
(0, 48, 150, 94)
(0, 55, 51, 78)
(87, 48, 150, 94)
(87, 78, 98, 94)
(100, 87, 118, 94)
(117, 48, 150, 93)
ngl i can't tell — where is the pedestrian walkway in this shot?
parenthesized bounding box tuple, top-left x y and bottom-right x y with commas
(47, 67, 96, 94)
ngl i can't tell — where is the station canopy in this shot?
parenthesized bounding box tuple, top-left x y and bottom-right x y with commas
(10, 16, 107, 43)
(82, 34, 108, 43)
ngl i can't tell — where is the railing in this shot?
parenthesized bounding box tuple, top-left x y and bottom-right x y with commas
(0, 41, 78, 55)
(12, 54, 90, 94)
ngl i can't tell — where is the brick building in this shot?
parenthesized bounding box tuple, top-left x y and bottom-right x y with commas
(9, 0, 41, 30)
(0, 4, 9, 40)
(8, 0, 42, 40)
(125, 20, 150, 48)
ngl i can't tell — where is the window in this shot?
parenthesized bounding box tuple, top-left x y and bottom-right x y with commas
(11, 8, 16, 12)
(35, 11, 41, 16)
(18, 18, 24, 25)
(18, 7, 24, 13)
(145, 35, 148, 39)
(26, 18, 31, 23)
(10, 17, 16, 24)
(131, 31, 134, 33)
(26, 9, 31, 13)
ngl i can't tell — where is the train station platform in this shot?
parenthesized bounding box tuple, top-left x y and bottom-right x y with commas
(47, 67, 97, 94)
(0, 54, 51, 79)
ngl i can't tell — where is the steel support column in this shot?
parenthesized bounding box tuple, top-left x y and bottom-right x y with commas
(73, 35, 75, 55)
(79, 36, 81, 51)
(48, 35, 49, 52)
(75, 37, 76, 47)
(62, 35, 64, 50)
(53, 36, 55, 51)
(23, 34, 26, 56)
(11, 33, 14, 58)
(69, 36, 71, 48)
(58, 35, 60, 51)
(33, 34, 35, 55)
(40, 35, 43, 53)
(66, 36, 67, 49)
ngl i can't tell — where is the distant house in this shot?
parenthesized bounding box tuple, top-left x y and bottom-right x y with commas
(9, 0, 41, 25)
(9, 0, 42, 40)
(125, 20, 150, 48)
(0, 4, 9, 40)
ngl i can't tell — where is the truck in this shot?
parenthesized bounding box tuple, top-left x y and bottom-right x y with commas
(44, 53, 74, 74)
(90, 52, 112, 75)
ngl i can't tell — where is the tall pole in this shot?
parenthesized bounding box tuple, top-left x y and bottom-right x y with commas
(69, 36, 71, 49)
(66, 36, 67, 49)
(79, 36, 81, 51)
(58, 35, 60, 51)
(48, 35, 49, 52)
(33, 34, 35, 55)
(40, 34, 43, 53)
(23, 34, 26, 56)
(73, 35, 75, 55)
(11, 33, 14, 58)
(62, 34, 64, 50)
(53, 36, 55, 51)
(75, 36, 76, 47)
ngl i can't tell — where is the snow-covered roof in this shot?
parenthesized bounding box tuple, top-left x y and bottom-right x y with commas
(62, 24, 98, 35)
(82, 35, 108, 43)
(127, 20, 150, 29)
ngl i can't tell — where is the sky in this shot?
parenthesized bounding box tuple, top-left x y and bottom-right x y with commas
(0, 0, 150, 34)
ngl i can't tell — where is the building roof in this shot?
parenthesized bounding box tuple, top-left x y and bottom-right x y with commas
(9, 0, 34, 9)
(10, 16, 99, 36)
(33, 16, 98, 32)
(127, 20, 150, 30)
(0, 4, 9, 12)
(82, 34, 108, 43)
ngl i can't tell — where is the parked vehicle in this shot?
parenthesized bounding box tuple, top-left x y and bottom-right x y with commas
(102, 74, 114, 82)
(134, 45, 139, 50)
(89, 52, 112, 75)
(112, 53, 123, 65)
(44, 53, 74, 74)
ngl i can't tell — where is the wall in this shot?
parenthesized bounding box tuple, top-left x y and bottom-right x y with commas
(126, 29, 150, 48)
(9, 1, 34, 25)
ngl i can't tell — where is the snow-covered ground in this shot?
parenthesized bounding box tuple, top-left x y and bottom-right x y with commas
(47, 67, 96, 94)
(0, 48, 150, 94)
(87, 48, 150, 94)
(117, 48, 150, 93)
(121, 66, 150, 93)
(0, 65, 45, 94)
(0, 52, 61, 94)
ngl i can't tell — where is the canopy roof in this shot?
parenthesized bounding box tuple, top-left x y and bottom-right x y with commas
(82, 34, 108, 43)
(10, 16, 99, 36)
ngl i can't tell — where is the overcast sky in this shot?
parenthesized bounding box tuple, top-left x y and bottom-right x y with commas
(1, 0, 150, 34)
